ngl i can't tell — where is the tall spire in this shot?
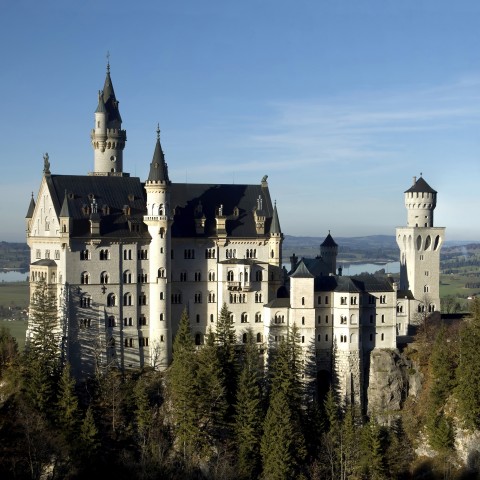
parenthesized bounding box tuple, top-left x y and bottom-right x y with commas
(269, 201, 281, 234)
(26, 193, 35, 219)
(102, 57, 122, 124)
(147, 124, 170, 183)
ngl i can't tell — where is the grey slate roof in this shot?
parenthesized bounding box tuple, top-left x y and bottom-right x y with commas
(314, 274, 395, 293)
(405, 176, 436, 194)
(321, 232, 337, 247)
(290, 260, 314, 278)
(147, 137, 169, 183)
(31, 259, 57, 267)
(265, 298, 291, 308)
(397, 289, 415, 300)
(170, 183, 275, 238)
(102, 67, 122, 124)
(45, 174, 277, 240)
(59, 191, 71, 217)
(269, 203, 281, 234)
(25, 195, 35, 219)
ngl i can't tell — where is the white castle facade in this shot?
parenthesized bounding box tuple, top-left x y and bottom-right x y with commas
(25, 65, 445, 404)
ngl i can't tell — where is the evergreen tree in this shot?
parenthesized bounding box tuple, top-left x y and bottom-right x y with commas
(78, 405, 99, 464)
(427, 410, 454, 453)
(234, 329, 263, 479)
(56, 362, 79, 438)
(456, 298, 480, 430)
(429, 323, 456, 411)
(167, 308, 201, 461)
(196, 328, 228, 445)
(360, 418, 386, 480)
(215, 303, 237, 410)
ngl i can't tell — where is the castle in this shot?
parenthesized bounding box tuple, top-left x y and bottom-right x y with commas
(25, 64, 445, 404)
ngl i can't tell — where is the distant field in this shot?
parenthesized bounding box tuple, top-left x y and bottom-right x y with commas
(1, 319, 27, 350)
(0, 281, 29, 308)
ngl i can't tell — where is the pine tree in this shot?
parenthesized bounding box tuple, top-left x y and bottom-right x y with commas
(427, 410, 454, 453)
(56, 362, 79, 438)
(234, 329, 263, 479)
(196, 328, 228, 446)
(216, 303, 237, 410)
(167, 308, 201, 460)
(456, 298, 480, 430)
(78, 405, 99, 463)
(360, 418, 386, 480)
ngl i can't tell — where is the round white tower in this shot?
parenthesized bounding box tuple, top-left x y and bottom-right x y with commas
(404, 175, 437, 228)
(90, 62, 127, 176)
(144, 126, 172, 368)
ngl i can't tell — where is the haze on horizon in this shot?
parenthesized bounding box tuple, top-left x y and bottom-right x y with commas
(1, 1, 479, 243)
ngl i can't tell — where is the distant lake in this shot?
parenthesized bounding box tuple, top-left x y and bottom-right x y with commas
(0, 271, 28, 282)
(341, 262, 400, 276)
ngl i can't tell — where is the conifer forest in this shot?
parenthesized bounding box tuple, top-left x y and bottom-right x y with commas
(0, 281, 479, 479)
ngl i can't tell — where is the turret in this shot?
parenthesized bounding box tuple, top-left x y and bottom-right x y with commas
(268, 201, 283, 266)
(25, 193, 35, 235)
(90, 62, 127, 176)
(144, 126, 172, 369)
(320, 231, 338, 275)
(404, 176, 437, 227)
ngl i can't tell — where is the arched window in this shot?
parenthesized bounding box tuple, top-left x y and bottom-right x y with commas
(241, 312, 248, 323)
(123, 270, 132, 283)
(255, 312, 262, 323)
(301, 297, 305, 305)
(242, 333, 248, 343)
(100, 272, 109, 284)
(208, 271, 215, 281)
(195, 333, 202, 346)
(256, 332, 262, 343)
(227, 270, 234, 282)
(123, 293, 132, 306)
(107, 293, 116, 307)
(256, 270, 263, 281)
(107, 316, 115, 327)
(81, 272, 90, 284)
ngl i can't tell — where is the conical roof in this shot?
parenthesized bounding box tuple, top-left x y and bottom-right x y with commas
(102, 63, 122, 124)
(25, 194, 35, 219)
(321, 232, 337, 247)
(95, 90, 106, 113)
(59, 191, 71, 217)
(405, 176, 436, 194)
(147, 128, 170, 183)
(269, 202, 281, 234)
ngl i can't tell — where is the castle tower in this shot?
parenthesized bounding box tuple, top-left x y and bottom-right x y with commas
(268, 201, 283, 267)
(396, 176, 445, 315)
(90, 62, 127, 176)
(320, 231, 338, 275)
(144, 127, 172, 368)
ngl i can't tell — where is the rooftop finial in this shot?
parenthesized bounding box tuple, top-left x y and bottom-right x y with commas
(106, 51, 110, 73)
(43, 153, 50, 175)
(156, 123, 160, 141)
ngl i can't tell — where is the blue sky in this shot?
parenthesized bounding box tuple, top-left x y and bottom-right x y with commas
(1, 1, 480, 242)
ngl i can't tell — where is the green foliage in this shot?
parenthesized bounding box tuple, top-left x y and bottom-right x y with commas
(234, 329, 263, 479)
(56, 362, 79, 437)
(167, 308, 201, 460)
(427, 410, 454, 453)
(0, 326, 18, 375)
(78, 405, 99, 462)
(456, 298, 480, 430)
(360, 418, 387, 480)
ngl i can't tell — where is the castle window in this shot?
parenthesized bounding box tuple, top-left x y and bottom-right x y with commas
(138, 271, 148, 283)
(208, 292, 216, 303)
(420, 254, 424, 260)
(107, 293, 116, 307)
(302, 317, 305, 325)
(194, 292, 202, 303)
(160, 335, 164, 342)
(350, 296, 357, 305)
(123, 317, 133, 326)
(242, 333, 248, 343)
(255, 312, 262, 323)
(139, 337, 149, 347)
(317, 296, 321, 304)
(325, 334, 328, 342)
(184, 249, 195, 259)
(160, 313, 164, 321)
(36, 249, 41, 259)
(205, 248, 216, 259)
(230, 314, 235, 323)
(381, 315, 385, 323)
(195, 333, 202, 346)
(370, 334, 373, 341)
(124, 338, 134, 348)
(180, 271, 187, 282)
(108, 316, 116, 327)
(100, 272, 109, 284)
(138, 315, 147, 326)
(301, 336, 305, 343)
(172, 293, 182, 304)
(370, 315, 374, 324)
(255, 292, 262, 303)
(160, 292, 164, 300)
(325, 296, 329, 305)
(301, 297, 305, 306)
(138, 293, 147, 305)
(100, 249, 110, 260)
(340, 316, 347, 325)
(81, 272, 90, 285)
(123, 249, 132, 260)
(241, 312, 248, 323)
(318, 334, 321, 341)
(195, 272, 201, 282)
(369, 295, 376, 305)
(80, 295, 92, 308)
(340, 297, 347, 305)
(379, 295, 386, 304)
(158, 268, 165, 278)
(397, 304, 403, 313)
(257, 333, 262, 343)
(123, 293, 132, 306)
(123, 270, 132, 283)
(45, 249, 50, 259)
(340, 335, 347, 343)
(196, 314, 200, 323)
(325, 315, 329, 324)
(381, 333, 385, 341)
(210, 314, 214, 323)
(317, 315, 321, 324)
(227, 270, 234, 282)
(254, 270, 262, 282)
(80, 318, 91, 329)
(80, 249, 90, 260)
(425, 271, 429, 276)
(424, 285, 429, 293)
(208, 271, 216, 281)
(350, 315, 357, 325)
(54, 250, 60, 260)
